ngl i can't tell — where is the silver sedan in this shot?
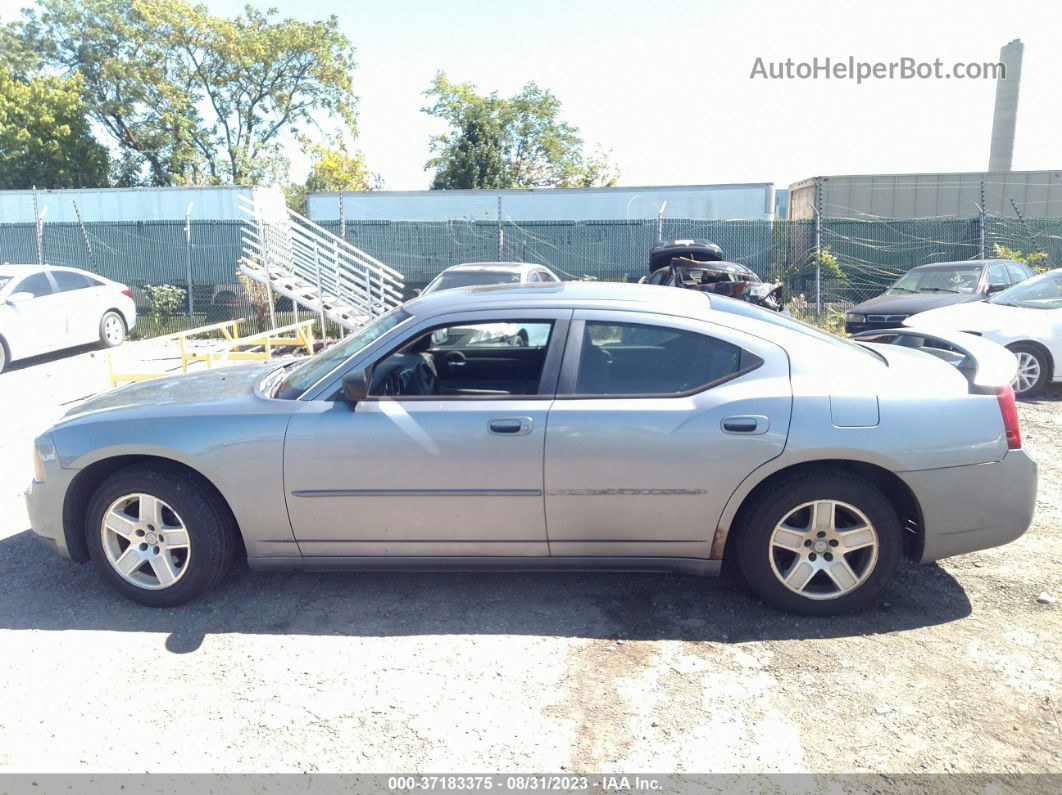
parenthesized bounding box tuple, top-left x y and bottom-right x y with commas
(25, 282, 1037, 615)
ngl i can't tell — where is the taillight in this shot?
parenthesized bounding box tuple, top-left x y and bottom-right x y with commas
(120, 286, 133, 298)
(996, 385, 1022, 449)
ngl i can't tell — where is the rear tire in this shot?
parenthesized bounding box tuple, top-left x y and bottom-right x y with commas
(1008, 343, 1049, 399)
(737, 472, 902, 616)
(85, 465, 237, 607)
(99, 311, 127, 348)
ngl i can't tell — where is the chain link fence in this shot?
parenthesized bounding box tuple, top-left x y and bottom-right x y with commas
(2, 215, 1059, 335)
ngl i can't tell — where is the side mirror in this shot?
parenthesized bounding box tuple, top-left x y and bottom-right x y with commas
(987, 283, 1007, 294)
(340, 369, 370, 403)
(6, 291, 33, 304)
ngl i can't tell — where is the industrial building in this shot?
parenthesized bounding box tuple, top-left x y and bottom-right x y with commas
(788, 170, 1062, 221)
(306, 183, 780, 223)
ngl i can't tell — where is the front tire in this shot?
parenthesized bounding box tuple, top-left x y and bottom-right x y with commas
(1008, 343, 1049, 399)
(99, 311, 127, 348)
(85, 465, 237, 606)
(737, 472, 902, 616)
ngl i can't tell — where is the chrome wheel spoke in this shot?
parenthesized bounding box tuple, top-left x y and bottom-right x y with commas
(137, 494, 165, 528)
(811, 500, 835, 534)
(104, 509, 138, 539)
(149, 553, 178, 587)
(784, 561, 816, 591)
(825, 558, 859, 591)
(838, 525, 875, 552)
(162, 528, 190, 548)
(113, 547, 143, 577)
(772, 525, 806, 551)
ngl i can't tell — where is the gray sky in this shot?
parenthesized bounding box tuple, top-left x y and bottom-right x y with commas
(3, 0, 1059, 189)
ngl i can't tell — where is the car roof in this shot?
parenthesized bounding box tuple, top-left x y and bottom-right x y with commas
(909, 260, 1003, 270)
(442, 262, 550, 274)
(404, 280, 711, 316)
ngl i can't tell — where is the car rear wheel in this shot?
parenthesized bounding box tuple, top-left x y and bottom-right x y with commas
(86, 466, 236, 606)
(1008, 344, 1049, 399)
(737, 472, 902, 615)
(99, 311, 127, 348)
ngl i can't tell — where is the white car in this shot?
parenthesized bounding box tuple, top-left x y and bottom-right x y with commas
(419, 262, 561, 296)
(0, 264, 137, 373)
(904, 267, 1062, 398)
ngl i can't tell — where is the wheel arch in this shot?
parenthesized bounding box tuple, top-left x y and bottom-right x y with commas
(62, 454, 244, 564)
(1006, 339, 1054, 376)
(714, 459, 924, 573)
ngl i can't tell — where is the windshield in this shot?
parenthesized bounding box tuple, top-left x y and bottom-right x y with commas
(888, 265, 982, 295)
(422, 270, 520, 295)
(274, 308, 410, 399)
(989, 270, 1062, 310)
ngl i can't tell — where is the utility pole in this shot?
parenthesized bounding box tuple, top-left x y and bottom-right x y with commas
(657, 201, 668, 241)
(814, 179, 823, 319)
(72, 200, 96, 272)
(497, 194, 504, 260)
(32, 187, 45, 265)
(339, 192, 346, 241)
(978, 179, 987, 259)
(184, 202, 195, 325)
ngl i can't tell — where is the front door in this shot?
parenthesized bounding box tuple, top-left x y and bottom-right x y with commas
(544, 310, 792, 559)
(3, 271, 62, 358)
(284, 311, 570, 557)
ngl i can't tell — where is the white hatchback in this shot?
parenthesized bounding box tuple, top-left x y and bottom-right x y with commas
(0, 264, 137, 373)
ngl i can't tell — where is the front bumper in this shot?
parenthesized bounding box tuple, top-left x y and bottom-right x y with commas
(900, 449, 1038, 563)
(25, 461, 79, 562)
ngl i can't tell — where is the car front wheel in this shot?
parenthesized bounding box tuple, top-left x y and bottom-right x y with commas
(737, 472, 902, 615)
(86, 465, 237, 606)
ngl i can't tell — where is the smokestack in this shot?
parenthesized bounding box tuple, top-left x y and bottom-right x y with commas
(988, 39, 1024, 172)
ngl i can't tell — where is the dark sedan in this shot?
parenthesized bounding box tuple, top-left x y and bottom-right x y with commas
(844, 259, 1036, 334)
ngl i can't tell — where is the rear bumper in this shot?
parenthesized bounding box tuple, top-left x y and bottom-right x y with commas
(900, 449, 1038, 563)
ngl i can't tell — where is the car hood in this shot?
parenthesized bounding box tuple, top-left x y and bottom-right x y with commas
(851, 292, 981, 315)
(60, 364, 273, 422)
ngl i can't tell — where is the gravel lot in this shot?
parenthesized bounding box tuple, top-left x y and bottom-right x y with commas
(0, 341, 1060, 774)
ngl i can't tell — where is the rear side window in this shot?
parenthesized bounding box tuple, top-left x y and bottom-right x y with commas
(575, 321, 742, 395)
(14, 273, 53, 297)
(1006, 263, 1033, 283)
(52, 271, 93, 291)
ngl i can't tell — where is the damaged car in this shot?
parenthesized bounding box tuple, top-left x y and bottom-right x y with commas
(643, 239, 784, 311)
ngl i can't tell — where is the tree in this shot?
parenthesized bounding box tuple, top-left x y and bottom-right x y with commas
(993, 243, 1051, 273)
(423, 71, 618, 190)
(284, 141, 378, 213)
(11, 0, 358, 186)
(0, 66, 110, 189)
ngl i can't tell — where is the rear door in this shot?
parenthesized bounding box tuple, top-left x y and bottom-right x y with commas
(50, 270, 104, 344)
(544, 310, 792, 559)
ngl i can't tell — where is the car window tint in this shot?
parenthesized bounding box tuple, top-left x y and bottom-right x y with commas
(1005, 263, 1030, 283)
(527, 272, 539, 282)
(370, 320, 554, 398)
(576, 321, 742, 395)
(52, 271, 92, 291)
(539, 271, 557, 282)
(14, 273, 53, 297)
(987, 263, 1009, 286)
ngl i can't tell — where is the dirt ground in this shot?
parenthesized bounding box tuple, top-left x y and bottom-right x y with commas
(0, 340, 1059, 774)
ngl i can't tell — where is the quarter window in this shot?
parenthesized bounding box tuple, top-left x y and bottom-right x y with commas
(14, 273, 53, 298)
(370, 320, 554, 397)
(574, 321, 742, 395)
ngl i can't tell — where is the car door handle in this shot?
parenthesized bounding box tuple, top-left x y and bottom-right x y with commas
(721, 415, 769, 434)
(489, 417, 533, 435)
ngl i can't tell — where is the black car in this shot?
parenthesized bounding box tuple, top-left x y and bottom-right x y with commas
(645, 240, 784, 311)
(844, 259, 1037, 334)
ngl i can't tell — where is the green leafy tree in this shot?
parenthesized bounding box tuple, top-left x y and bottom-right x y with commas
(10, 0, 358, 186)
(0, 67, 110, 189)
(993, 243, 1051, 273)
(284, 141, 378, 213)
(423, 71, 618, 190)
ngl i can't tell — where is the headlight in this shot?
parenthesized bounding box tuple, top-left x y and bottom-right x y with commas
(33, 445, 46, 483)
(846, 313, 865, 323)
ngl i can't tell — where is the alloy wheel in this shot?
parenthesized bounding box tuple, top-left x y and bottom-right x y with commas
(103, 315, 125, 345)
(1012, 351, 1041, 395)
(100, 493, 191, 590)
(768, 500, 879, 600)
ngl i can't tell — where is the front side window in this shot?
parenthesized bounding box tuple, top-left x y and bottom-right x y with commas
(889, 265, 981, 295)
(275, 308, 410, 399)
(574, 321, 742, 395)
(370, 320, 554, 397)
(13, 273, 53, 298)
(989, 270, 1062, 310)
